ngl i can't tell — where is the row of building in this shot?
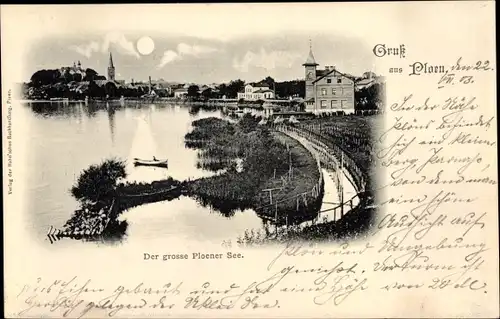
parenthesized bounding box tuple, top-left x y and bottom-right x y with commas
(70, 46, 383, 114)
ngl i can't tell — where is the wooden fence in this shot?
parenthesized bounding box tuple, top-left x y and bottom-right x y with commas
(261, 124, 368, 235)
(276, 124, 365, 193)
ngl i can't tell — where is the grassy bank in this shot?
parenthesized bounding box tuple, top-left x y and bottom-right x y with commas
(185, 115, 322, 224)
(237, 190, 375, 245)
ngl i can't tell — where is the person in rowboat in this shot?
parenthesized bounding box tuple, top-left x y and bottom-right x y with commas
(153, 156, 157, 161)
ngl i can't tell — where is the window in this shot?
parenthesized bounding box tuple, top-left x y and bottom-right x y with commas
(341, 100, 347, 109)
(321, 88, 327, 96)
(321, 100, 327, 108)
(327, 79, 332, 84)
(337, 78, 342, 84)
(331, 100, 338, 108)
(332, 88, 336, 95)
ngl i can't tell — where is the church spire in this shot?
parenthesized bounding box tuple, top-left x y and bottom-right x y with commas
(109, 52, 114, 68)
(303, 39, 318, 66)
(107, 52, 116, 81)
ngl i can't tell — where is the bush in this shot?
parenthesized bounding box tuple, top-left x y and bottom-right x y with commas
(70, 158, 126, 205)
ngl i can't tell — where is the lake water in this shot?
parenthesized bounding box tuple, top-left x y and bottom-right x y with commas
(22, 101, 342, 247)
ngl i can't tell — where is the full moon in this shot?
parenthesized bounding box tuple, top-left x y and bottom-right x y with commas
(137, 36, 155, 55)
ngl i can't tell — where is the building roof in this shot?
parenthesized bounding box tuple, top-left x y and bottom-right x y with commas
(312, 68, 356, 84)
(253, 89, 274, 93)
(174, 88, 188, 92)
(316, 69, 327, 77)
(249, 83, 270, 88)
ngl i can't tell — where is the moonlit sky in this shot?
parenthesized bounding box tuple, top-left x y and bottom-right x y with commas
(5, 3, 493, 84)
(25, 32, 375, 84)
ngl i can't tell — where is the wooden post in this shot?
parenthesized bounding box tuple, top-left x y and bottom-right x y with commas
(275, 202, 278, 223)
(340, 152, 344, 217)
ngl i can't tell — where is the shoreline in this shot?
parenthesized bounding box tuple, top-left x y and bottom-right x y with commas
(18, 98, 293, 108)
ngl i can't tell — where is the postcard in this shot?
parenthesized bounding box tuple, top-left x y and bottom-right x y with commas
(2, 2, 498, 318)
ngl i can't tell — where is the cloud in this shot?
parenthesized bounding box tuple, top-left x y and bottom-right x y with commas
(158, 50, 180, 68)
(177, 43, 217, 56)
(69, 41, 100, 58)
(157, 43, 218, 68)
(101, 32, 140, 58)
(69, 32, 140, 59)
(232, 48, 301, 72)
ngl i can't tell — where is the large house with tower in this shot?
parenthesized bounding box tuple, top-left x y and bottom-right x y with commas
(303, 45, 355, 114)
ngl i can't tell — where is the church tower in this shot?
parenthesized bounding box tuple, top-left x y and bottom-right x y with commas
(107, 52, 115, 81)
(303, 41, 318, 101)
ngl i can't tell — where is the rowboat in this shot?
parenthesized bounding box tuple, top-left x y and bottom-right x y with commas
(133, 158, 168, 168)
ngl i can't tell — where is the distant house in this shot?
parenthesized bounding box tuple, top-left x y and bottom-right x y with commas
(303, 45, 355, 114)
(174, 88, 188, 99)
(150, 87, 169, 97)
(156, 84, 172, 95)
(149, 81, 173, 96)
(355, 74, 385, 91)
(237, 83, 275, 101)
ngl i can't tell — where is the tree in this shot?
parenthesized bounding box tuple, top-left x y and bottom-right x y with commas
(61, 69, 73, 83)
(83, 68, 99, 81)
(362, 71, 377, 79)
(226, 79, 245, 98)
(261, 76, 275, 89)
(30, 69, 62, 87)
(73, 73, 83, 82)
(275, 80, 305, 98)
(104, 82, 118, 98)
(88, 80, 107, 98)
(201, 88, 212, 100)
(217, 83, 228, 97)
(187, 85, 200, 98)
(70, 158, 126, 205)
(355, 83, 385, 110)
